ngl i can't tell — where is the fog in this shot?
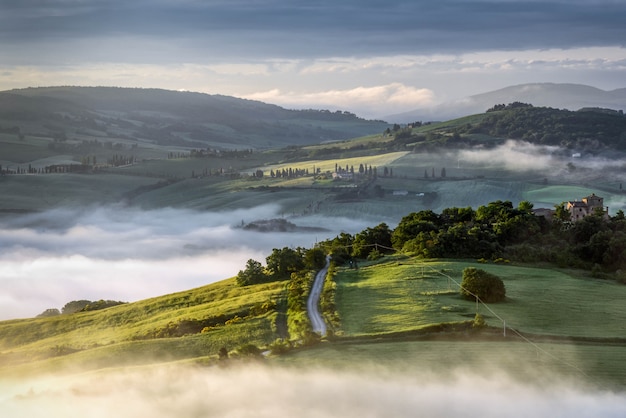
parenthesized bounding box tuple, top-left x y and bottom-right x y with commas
(1, 364, 625, 418)
(0, 205, 372, 320)
(456, 140, 626, 175)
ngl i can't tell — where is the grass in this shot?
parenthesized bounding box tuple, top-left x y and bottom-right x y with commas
(0, 278, 286, 374)
(334, 257, 626, 339)
(0, 173, 160, 210)
(0, 135, 60, 163)
(2, 253, 626, 390)
(258, 151, 408, 175)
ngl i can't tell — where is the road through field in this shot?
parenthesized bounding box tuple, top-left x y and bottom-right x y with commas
(307, 256, 330, 336)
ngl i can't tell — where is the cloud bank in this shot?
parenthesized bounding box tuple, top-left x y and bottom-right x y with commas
(1, 1, 625, 118)
(0, 206, 370, 320)
(1, 365, 625, 418)
(245, 83, 435, 117)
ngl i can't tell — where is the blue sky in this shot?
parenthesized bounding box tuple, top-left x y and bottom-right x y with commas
(1, 0, 625, 117)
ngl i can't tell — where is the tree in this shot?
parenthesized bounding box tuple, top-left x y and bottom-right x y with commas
(392, 210, 441, 249)
(61, 300, 92, 314)
(266, 247, 305, 280)
(236, 259, 267, 286)
(460, 267, 506, 303)
(352, 223, 393, 258)
(553, 202, 571, 222)
(37, 308, 61, 318)
(304, 247, 327, 270)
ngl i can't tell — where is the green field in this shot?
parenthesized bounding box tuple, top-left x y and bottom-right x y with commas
(334, 257, 626, 338)
(0, 278, 286, 377)
(2, 254, 625, 390)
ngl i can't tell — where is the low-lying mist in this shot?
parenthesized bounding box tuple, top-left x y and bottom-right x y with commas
(455, 140, 626, 175)
(1, 363, 624, 418)
(0, 205, 371, 320)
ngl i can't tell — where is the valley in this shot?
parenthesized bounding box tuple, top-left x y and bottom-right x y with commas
(1, 87, 626, 410)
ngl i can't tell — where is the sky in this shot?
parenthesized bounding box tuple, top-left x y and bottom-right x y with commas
(1, 0, 625, 118)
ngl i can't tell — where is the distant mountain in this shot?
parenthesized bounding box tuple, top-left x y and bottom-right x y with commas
(0, 86, 389, 149)
(387, 83, 626, 123)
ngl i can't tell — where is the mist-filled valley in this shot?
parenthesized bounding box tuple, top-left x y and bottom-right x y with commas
(2, 362, 626, 418)
(3, 87, 626, 417)
(0, 205, 373, 320)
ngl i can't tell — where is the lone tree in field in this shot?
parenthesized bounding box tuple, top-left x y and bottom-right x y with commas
(460, 267, 506, 303)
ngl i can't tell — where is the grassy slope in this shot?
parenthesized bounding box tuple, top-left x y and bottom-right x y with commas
(334, 256, 626, 338)
(0, 278, 286, 376)
(279, 256, 626, 389)
(3, 253, 626, 389)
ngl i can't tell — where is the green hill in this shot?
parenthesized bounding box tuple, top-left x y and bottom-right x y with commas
(0, 86, 389, 151)
(396, 104, 626, 152)
(2, 255, 626, 389)
(0, 277, 286, 376)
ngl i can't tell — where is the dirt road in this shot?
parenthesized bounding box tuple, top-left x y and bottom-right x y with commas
(307, 256, 329, 336)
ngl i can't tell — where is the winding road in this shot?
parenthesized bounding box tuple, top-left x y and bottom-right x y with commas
(307, 256, 330, 336)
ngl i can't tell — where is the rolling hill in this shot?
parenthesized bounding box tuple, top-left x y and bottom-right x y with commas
(0, 86, 389, 150)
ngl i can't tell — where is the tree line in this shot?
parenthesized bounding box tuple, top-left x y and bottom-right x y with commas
(237, 199, 626, 293)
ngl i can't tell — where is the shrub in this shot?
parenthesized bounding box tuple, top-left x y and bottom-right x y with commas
(236, 343, 263, 357)
(268, 338, 291, 355)
(472, 313, 487, 329)
(460, 267, 506, 303)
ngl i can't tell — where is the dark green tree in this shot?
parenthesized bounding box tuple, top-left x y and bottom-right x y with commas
(304, 247, 327, 270)
(460, 267, 506, 303)
(266, 247, 305, 280)
(352, 223, 393, 258)
(236, 259, 267, 286)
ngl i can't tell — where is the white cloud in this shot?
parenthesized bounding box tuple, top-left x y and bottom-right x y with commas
(458, 140, 561, 171)
(1, 46, 624, 118)
(0, 206, 371, 320)
(244, 83, 435, 117)
(2, 365, 625, 418)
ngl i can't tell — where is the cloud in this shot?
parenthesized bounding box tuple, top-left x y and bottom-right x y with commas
(0, 206, 371, 320)
(1, 364, 625, 418)
(457, 140, 561, 172)
(2, 1, 626, 62)
(1, 1, 625, 121)
(244, 83, 435, 117)
(455, 140, 626, 175)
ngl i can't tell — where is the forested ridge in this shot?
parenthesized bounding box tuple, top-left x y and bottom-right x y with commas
(238, 200, 626, 293)
(390, 104, 626, 152)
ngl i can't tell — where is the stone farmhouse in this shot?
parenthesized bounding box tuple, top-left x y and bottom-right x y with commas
(567, 193, 609, 221)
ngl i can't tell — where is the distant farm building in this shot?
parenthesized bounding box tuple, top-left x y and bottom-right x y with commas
(332, 172, 354, 181)
(567, 193, 609, 221)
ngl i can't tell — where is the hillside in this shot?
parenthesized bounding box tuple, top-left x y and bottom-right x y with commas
(387, 83, 626, 122)
(2, 255, 626, 389)
(0, 277, 287, 375)
(0, 86, 389, 150)
(393, 104, 626, 154)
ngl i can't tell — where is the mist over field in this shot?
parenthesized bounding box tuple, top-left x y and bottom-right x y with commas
(456, 140, 626, 174)
(0, 205, 371, 320)
(2, 364, 625, 418)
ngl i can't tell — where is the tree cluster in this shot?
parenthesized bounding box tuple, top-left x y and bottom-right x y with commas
(37, 299, 127, 317)
(236, 247, 326, 286)
(459, 105, 626, 150)
(318, 199, 626, 277)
